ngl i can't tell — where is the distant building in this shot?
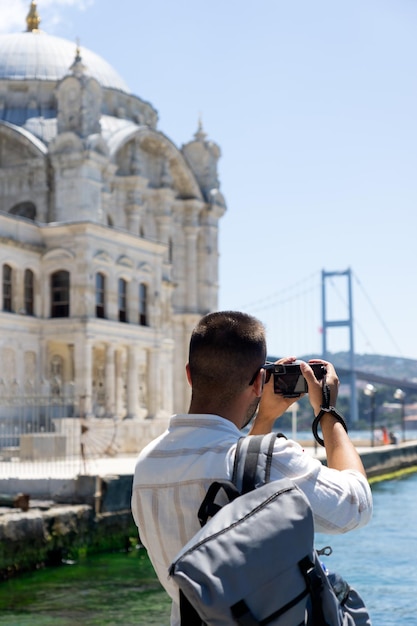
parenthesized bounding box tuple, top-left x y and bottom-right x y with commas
(0, 3, 226, 438)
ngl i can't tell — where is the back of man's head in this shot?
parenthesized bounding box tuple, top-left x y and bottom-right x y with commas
(188, 311, 266, 401)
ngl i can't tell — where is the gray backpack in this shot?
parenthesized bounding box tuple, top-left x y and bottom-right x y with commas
(169, 433, 371, 625)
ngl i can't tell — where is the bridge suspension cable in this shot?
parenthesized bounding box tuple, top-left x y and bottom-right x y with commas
(352, 271, 405, 358)
(239, 271, 323, 357)
(238, 268, 404, 361)
(238, 271, 320, 313)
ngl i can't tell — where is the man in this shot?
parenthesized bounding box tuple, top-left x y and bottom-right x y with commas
(131, 311, 372, 625)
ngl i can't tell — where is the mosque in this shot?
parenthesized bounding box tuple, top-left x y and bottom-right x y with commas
(0, 2, 226, 450)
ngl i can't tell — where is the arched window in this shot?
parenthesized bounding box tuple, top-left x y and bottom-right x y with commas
(2, 264, 12, 312)
(9, 201, 36, 221)
(139, 283, 148, 326)
(24, 269, 34, 316)
(118, 278, 128, 322)
(51, 270, 70, 318)
(96, 272, 106, 318)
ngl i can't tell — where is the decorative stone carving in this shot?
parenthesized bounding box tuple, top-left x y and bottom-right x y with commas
(24, 351, 36, 383)
(130, 140, 143, 175)
(57, 49, 102, 140)
(161, 158, 173, 188)
(2, 348, 16, 386)
(57, 77, 82, 135)
(181, 121, 225, 208)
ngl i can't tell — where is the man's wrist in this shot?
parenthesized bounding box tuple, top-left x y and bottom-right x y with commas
(312, 407, 348, 446)
(255, 410, 280, 424)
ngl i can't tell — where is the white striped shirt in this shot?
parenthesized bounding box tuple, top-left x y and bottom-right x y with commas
(131, 414, 372, 624)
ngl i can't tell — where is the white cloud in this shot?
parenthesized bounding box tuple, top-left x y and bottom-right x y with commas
(0, 0, 95, 35)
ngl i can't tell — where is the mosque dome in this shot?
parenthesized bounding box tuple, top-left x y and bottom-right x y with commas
(0, 30, 130, 93)
(0, 3, 158, 137)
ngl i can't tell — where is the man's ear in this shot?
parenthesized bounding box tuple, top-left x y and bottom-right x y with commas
(254, 369, 265, 397)
(185, 363, 192, 387)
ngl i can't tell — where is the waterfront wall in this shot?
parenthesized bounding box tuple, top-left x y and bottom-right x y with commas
(0, 474, 135, 579)
(360, 441, 417, 478)
(316, 440, 417, 478)
(0, 504, 136, 579)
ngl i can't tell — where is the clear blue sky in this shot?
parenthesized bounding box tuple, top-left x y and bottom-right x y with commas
(2, 0, 417, 361)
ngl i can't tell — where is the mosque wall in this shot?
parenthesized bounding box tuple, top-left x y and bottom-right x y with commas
(0, 5, 226, 451)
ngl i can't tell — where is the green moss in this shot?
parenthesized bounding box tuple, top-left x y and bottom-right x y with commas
(0, 510, 139, 580)
(368, 465, 417, 485)
(0, 550, 171, 626)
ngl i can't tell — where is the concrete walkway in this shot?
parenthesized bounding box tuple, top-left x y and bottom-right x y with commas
(0, 454, 139, 479)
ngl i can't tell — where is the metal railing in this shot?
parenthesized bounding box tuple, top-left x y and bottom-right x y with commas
(0, 386, 119, 478)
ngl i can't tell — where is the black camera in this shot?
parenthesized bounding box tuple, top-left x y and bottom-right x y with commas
(266, 362, 326, 398)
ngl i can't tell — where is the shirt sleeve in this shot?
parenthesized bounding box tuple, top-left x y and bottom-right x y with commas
(269, 438, 373, 534)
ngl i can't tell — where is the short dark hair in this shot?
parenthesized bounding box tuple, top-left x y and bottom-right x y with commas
(188, 311, 267, 400)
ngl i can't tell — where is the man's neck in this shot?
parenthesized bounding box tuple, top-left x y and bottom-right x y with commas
(188, 400, 244, 429)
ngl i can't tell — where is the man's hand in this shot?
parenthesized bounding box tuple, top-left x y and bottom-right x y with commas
(301, 359, 367, 476)
(300, 359, 339, 415)
(249, 356, 299, 435)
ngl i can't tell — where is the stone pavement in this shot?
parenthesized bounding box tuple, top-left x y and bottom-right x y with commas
(0, 453, 139, 480)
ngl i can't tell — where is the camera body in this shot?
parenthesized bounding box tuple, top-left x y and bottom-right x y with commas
(268, 362, 326, 398)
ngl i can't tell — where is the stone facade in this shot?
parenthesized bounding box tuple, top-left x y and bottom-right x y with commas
(0, 3, 226, 442)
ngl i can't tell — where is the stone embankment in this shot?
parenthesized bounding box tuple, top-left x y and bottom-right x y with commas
(0, 475, 135, 579)
(1, 442, 417, 579)
(314, 440, 417, 479)
(358, 440, 417, 479)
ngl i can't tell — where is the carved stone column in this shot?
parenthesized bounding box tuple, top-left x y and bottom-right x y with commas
(156, 214, 171, 258)
(161, 338, 175, 416)
(15, 268, 24, 314)
(146, 347, 159, 419)
(126, 344, 139, 419)
(105, 343, 116, 417)
(123, 176, 148, 234)
(115, 348, 127, 418)
(181, 199, 205, 313)
(74, 338, 93, 417)
(199, 205, 223, 311)
(126, 187, 144, 235)
(184, 225, 198, 312)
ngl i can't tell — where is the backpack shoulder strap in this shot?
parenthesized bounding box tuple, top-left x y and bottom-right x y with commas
(199, 433, 279, 527)
(179, 589, 204, 626)
(232, 432, 281, 494)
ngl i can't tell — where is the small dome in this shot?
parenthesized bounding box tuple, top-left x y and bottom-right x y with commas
(0, 31, 130, 93)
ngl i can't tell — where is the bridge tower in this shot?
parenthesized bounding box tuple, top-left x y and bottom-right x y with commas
(321, 268, 358, 423)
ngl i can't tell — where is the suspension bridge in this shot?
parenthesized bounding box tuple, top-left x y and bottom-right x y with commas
(241, 268, 417, 423)
(336, 368, 417, 393)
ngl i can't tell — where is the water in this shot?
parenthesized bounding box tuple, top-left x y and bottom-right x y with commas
(0, 472, 416, 625)
(317, 471, 417, 625)
(0, 551, 171, 626)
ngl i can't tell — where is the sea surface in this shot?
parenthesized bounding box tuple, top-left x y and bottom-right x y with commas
(316, 471, 417, 625)
(0, 471, 416, 625)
